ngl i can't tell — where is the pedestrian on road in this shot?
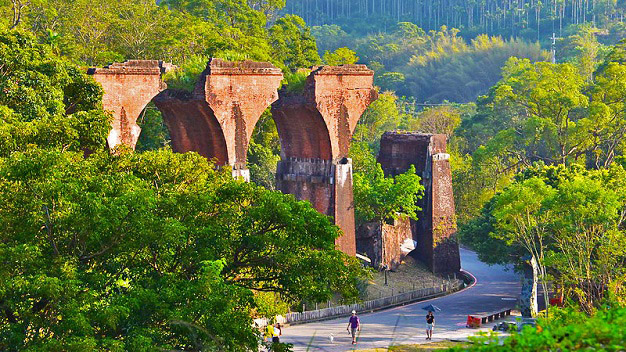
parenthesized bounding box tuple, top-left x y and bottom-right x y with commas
(425, 310, 435, 340)
(272, 323, 282, 343)
(346, 310, 360, 345)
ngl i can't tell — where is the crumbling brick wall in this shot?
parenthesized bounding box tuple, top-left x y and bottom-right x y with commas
(375, 132, 461, 274)
(356, 217, 413, 270)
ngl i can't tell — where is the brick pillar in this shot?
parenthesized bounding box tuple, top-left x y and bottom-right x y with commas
(153, 59, 283, 179)
(272, 65, 377, 255)
(88, 60, 174, 149)
(377, 132, 461, 273)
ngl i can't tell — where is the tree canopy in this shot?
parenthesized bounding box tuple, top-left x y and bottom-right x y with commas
(0, 28, 364, 351)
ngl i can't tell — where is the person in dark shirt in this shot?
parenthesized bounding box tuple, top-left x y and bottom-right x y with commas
(346, 310, 360, 345)
(425, 311, 435, 340)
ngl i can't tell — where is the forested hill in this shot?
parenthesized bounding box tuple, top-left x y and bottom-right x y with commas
(285, 0, 625, 39)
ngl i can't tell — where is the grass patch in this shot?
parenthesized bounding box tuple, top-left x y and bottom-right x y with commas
(281, 71, 309, 94)
(163, 55, 208, 92)
(356, 340, 467, 351)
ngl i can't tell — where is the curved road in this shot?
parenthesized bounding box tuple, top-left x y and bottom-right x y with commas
(281, 248, 521, 351)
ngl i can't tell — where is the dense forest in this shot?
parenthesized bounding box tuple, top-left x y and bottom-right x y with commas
(298, 0, 624, 104)
(286, 0, 625, 39)
(314, 23, 549, 102)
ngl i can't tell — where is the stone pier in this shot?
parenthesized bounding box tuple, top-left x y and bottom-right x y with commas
(376, 132, 461, 273)
(87, 60, 174, 149)
(272, 65, 378, 255)
(153, 59, 283, 180)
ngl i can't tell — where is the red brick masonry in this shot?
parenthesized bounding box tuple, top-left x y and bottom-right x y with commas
(273, 65, 378, 255)
(88, 60, 174, 149)
(376, 132, 461, 274)
(89, 60, 378, 256)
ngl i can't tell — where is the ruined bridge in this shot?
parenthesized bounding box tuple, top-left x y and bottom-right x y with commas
(88, 59, 460, 273)
(88, 59, 377, 256)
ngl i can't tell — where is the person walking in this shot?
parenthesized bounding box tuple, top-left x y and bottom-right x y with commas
(272, 323, 282, 343)
(346, 310, 360, 345)
(425, 310, 435, 340)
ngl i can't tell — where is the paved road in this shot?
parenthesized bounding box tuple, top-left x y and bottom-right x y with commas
(281, 248, 521, 351)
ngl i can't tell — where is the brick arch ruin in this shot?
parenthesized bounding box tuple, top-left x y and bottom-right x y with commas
(87, 60, 174, 150)
(89, 59, 462, 273)
(88, 59, 377, 255)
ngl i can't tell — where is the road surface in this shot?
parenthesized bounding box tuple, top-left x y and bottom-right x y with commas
(280, 248, 521, 351)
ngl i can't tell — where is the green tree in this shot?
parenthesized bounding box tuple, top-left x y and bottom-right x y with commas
(322, 47, 358, 65)
(452, 305, 626, 351)
(492, 58, 589, 165)
(353, 164, 424, 226)
(544, 167, 626, 313)
(269, 14, 321, 71)
(0, 29, 110, 155)
(561, 25, 602, 81)
(463, 163, 626, 314)
(0, 31, 365, 350)
(0, 148, 365, 350)
(408, 105, 462, 136)
(491, 176, 556, 317)
(352, 92, 405, 151)
(248, 110, 281, 190)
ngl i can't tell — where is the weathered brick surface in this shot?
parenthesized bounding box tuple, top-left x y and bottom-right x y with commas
(273, 65, 377, 255)
(154, 59, 283, 178)
(333, 159, 356, 255)
(356, 217, 412, 270)
(91, 59, 377, 257)
(376, 132, 461, 274)
(272, 65, 378, 161)
(88, 60, 172, 149)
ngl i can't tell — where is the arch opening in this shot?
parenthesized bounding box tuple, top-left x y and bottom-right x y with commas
(246, 108, 281, 190)
(271, 97, 333, 161)
(152, 91, 229, 166)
